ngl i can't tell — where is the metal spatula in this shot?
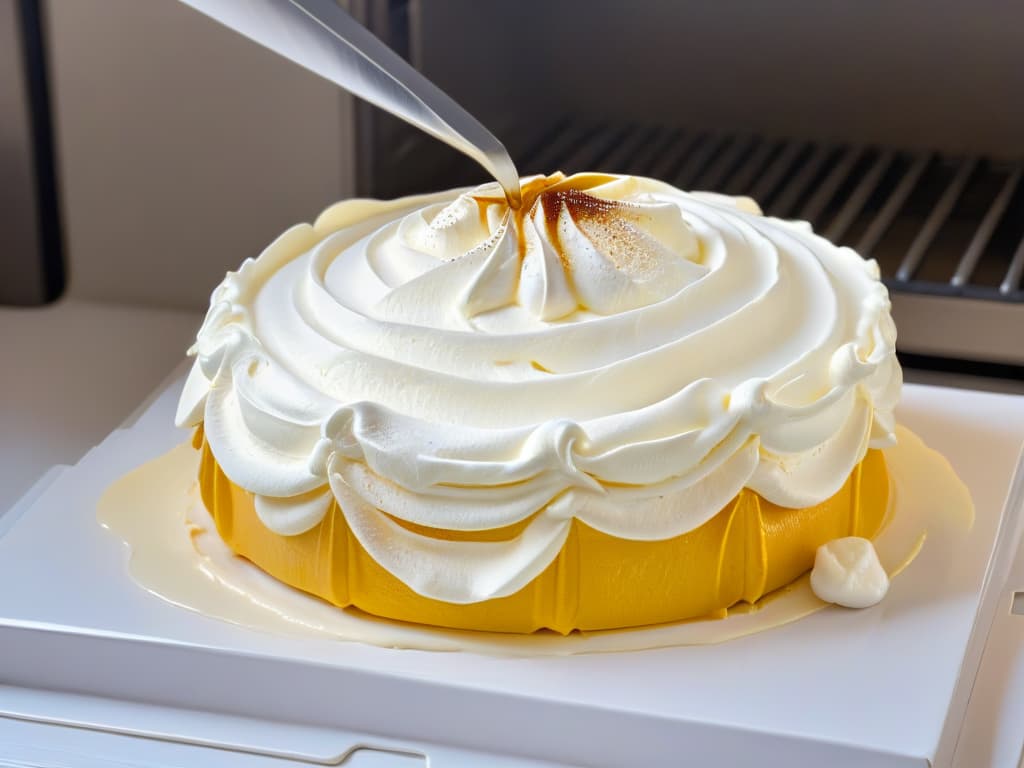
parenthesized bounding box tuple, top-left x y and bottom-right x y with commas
(179, 0, 523, 208)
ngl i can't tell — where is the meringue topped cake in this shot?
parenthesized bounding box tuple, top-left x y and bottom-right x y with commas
(176, 172, 901, 634)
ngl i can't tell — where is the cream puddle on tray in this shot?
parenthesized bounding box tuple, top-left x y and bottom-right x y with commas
(97, 426, 970, 656)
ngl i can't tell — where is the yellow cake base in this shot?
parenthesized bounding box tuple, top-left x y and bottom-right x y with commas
(194, 429, 889, 634)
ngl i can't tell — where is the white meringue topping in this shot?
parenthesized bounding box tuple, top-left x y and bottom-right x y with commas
(177, 172, 902, 604)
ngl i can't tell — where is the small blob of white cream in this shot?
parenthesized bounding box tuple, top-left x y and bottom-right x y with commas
(810, 536, 890, 609)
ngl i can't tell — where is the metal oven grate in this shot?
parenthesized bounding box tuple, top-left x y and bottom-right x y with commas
(516, 124, 1024, 304)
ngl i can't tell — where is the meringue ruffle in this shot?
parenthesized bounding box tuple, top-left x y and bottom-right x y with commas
(196, 428, 890, 633)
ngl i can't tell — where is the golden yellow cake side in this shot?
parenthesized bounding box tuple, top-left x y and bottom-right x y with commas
(192, 428, 890, 634)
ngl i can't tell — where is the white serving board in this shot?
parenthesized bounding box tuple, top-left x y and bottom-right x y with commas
(0, 377, 1022, 768)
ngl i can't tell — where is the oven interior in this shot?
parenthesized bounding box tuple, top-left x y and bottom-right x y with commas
(3, 0, 1022, 378)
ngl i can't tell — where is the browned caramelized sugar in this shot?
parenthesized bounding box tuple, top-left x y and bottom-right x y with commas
(540, 188, 625, 270)
(473, 195, 491, 230)
(470, 172, 631, 267)
(540, 187, 619, 228)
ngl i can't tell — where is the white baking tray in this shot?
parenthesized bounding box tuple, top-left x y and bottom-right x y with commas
(0, 376, 1022, 768)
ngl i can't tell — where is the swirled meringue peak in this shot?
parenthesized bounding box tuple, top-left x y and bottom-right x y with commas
(177, 172, 902, 604)
(389, 172, 708, 323)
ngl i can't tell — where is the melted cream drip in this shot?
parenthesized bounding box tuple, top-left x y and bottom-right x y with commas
(174, 173, 903, 604)
(97, 426, 969, 655)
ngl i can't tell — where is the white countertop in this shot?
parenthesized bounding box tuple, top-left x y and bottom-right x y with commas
(0, 299, 201, 512)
